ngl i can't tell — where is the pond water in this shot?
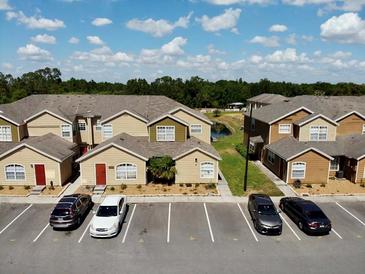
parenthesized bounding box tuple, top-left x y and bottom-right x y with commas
(211, 122, 231, 140)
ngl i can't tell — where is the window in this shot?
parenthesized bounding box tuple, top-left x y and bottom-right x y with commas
(267, 151, 275, 164)
(116, 163, 137, 180)
(250, 118, 256, 130)
(61, 124, 72, 138)
(362, 124, 365, 134)
(78, 122, 86, 131)
(310, 126, 328, 141)
(156, 126, 175, 141)
(5, 164, 25, 180)
(330, 157, 339, 171)
(0, 126, 12, 141)
(200, 162, 214, 179)
(103, 124, 113, 139)
(96, 119, 102, 131)
(291, 162, 306, 179)
(190, 124, 202, 134)
(279, 124, 291, 134)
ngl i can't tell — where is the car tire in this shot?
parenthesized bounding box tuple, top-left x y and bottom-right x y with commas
(298, 221, 303, 231)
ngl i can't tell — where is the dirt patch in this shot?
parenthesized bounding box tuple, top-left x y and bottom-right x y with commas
(74, 185, 94, 195)
(0, 185, 31, 196)
(40, 186, 64, 196)
(103, 183, 218, 196)
(294, 179, 365, 196)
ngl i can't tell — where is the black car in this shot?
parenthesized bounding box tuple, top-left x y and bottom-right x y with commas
(279, 197, 331, 235)
(248, 194, 282, 235)
(49, 194, 93, 229)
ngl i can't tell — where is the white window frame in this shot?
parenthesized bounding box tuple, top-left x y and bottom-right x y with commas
(115, 163, 137, 180)
(362, 124, 365, 134)
(102, 124, 113, 139)
(156, 126, 175, 142)
(291, 162, 306, 179)
(279, 124, 291, 134)
(310, 125, 328, 141)
(267, 150, 275, 164)
(0, 125, 12, 141)
(78, 122, 86, 131)
(190, 124, 202, 134)
(200, 162, 215, 179)
(61, 124, 72, 138)
(330, 157, 340, 171)
(95, 119, 102, 131)
(5, 164, 25, 181)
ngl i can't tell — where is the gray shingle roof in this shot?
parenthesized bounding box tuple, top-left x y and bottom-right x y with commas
(0, 95, 210, 125)
(247, 93, 288, 104)
(0, 133, 76, 162)
(246, 95, 365, 124)
(77, 133, 221, 162)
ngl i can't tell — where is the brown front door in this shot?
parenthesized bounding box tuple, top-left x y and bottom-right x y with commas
(35, 164, 46, 185)
(95, 164, 106, 185)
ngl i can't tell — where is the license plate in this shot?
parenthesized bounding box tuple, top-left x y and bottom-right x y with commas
(320, 225, 324, 228)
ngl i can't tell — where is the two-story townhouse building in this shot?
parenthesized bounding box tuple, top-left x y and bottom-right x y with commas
(244, 95, 365, 185)
(0, 95, 220, 187)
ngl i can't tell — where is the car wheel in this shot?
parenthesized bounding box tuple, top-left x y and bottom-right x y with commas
(298, 221, 303, 231)
(77, 217, 81, 226)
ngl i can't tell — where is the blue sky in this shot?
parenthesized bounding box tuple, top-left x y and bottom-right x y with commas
(0, 0, 365, 83)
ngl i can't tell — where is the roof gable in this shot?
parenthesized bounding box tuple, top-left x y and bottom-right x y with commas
(100, 109, 148, 124)
(147, 114, 189, 127)
(169, 107, 213, 125)
(24, 109, 72, 124)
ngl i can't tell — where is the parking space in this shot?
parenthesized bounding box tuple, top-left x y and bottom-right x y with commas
(0, 203, 31, 234)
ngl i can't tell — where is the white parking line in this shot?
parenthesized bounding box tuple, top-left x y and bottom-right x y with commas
(0, 204, 33, 235)
(203, 203, 215, 243)
(336, 202, 365, 226)
(167, 203, 171, 243)
(78, 217, 94, 243)
(237, 203, 258, 242)
(33, 223, 50, 242)
(122, 204, 137, 244)
(278, 213, 301, 241)
(331, 228, 343, 239)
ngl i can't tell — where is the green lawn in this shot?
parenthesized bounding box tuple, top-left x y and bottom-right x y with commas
(206, 112, 283, 196)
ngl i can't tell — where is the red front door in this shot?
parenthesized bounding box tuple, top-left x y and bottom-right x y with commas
(95, 164, 106, 185)
(35, 164, 46, 185)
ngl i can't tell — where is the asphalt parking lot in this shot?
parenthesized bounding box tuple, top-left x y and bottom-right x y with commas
(0, 201, 364, 274)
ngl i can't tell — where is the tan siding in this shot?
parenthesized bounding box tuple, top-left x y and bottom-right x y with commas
(356, 159, 365, 183)
(243, 116, 270, 145)
(79, 146, 146, 185)
(149, 117, 187, 142)
(0, 147, 62, 186)
(337, 114, 365, 136)
(298, 117, 337, 141)
(271, 110, 311, 143)
(288, 151, 329, 185)
(173, 110, 211, 144)
(0, 118, 19, 142)
(78, 118, 89, 144)
(60, 156, 73, 185)
(27, 113, 73, 142)
(19, 124, 28, 141)
(106, 113, 148, 139)
(175, 151, 218, 184)
(92, 118, 102, 145)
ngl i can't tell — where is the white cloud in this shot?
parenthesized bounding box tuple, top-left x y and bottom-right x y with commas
(330, 50, 352, 58)
(249, 35, 280, 47)
(283, 0, 365, 12)
(6, 11, 65, 31)
(68, 37, 80, 44)
(72, 46, 133, 64)
(302, 35, 314, 42)
(286, 33, 297, 45)
(126, 12, 193, 37)
(87, 36, 105, 45)
(320, 12, 365, 44)
(265, 48, 310, 63)
(196, 8, 241, 33)
(31, 34, 56, 44)
(269, 24, 288, 32)
(249, 55, 263, 64)
(1, 62, 13, 69)
(206, 0, 273, 4)
(161, 37, 187, 55)
(91, 17, 112, 26)
(0, 0, 12, 10)
(17, 44, 53, 61)
(207, 44, 226, 55)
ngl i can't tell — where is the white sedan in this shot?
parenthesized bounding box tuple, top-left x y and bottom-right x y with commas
(90, 195, 127, 238)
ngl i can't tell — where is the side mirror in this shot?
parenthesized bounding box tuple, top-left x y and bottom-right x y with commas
(92, 210, 96, 214)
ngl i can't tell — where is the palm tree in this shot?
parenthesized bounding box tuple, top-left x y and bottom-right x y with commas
(147, 156, 177, 183)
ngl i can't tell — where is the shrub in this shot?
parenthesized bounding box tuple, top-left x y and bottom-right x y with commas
(49, 185, 55, 190)
(121, 184, 127, 190)
(136, 185, 142, 190)
(205, 183, 216, 190)
(235, 143, 246, 157)
(213, 109, 221, 117)
(195, 183, 200, 188)
(306, 184, 312, 188)
(320, 183, 326, 188)
(0, 186, 4, 190)
(293, 180, 301, 189)
(185, 183, 192, 187)
(163, 188, 167, 192)
(24, 185, 31, 190)
(194, 191, 198, 194)
(85, 185, 91, 190)
(110, 186, 115, 191)
(179, 184, 184, 187)
(182, 192, 187, 195)
(9, 186, 14, 190)
(147, 156, 176, 182)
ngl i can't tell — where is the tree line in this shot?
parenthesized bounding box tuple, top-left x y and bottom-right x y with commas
(1, 67, 364, 108)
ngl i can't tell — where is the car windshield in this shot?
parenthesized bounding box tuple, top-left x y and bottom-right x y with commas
(258, 205, 276, 215)
(305, 210, 326, 219)
(96, 206, 117, 217)
(52, 208, 70, 216)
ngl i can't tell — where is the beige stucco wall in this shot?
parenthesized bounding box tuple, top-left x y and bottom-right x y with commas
(0, 147, 62, 186)
(79, 146, 146, 185)
(173, 110, 211, 144)
(356, 158, 365, 183)
(92, 118, 102, 145)
(78, 118, 89, 144)
(298, 117, 337, 141)
(175, 150, 219, 184)
(27, 113, 73, 143)
(60, 156, 73, 185)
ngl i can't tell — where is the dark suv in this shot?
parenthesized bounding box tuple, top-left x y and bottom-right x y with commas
(49, 194, 93, 229)
(279, 197, 331, 235)
(248, 194, 282, 235)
